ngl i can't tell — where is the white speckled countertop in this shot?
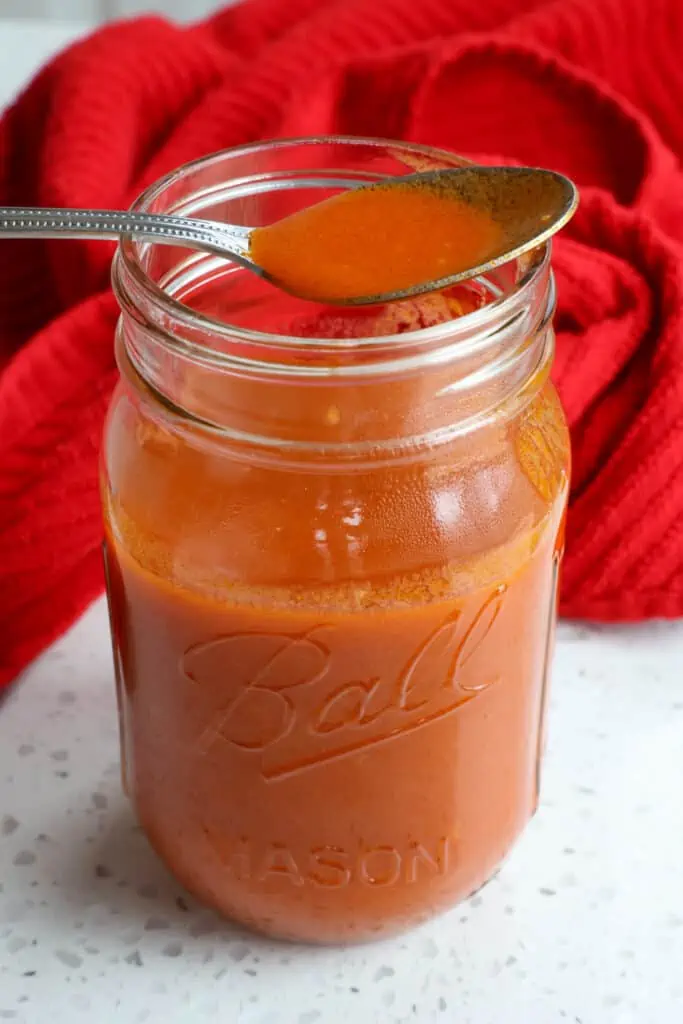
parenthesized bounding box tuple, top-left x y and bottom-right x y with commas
(2, 598, 683, 1024)
(2, 21, 683, 1024)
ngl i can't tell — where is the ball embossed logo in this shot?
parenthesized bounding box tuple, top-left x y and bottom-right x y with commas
(181, 584, 506, 780)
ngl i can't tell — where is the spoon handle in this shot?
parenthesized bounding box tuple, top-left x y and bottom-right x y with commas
(0, 206, 253, 260)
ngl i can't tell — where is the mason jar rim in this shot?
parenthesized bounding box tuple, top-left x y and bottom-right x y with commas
(115, 136, 551, 370)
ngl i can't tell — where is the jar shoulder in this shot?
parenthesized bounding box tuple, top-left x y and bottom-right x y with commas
(101, 381, 569, 591)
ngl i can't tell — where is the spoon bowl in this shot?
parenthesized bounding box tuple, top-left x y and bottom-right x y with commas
(360, 165, 578, 304)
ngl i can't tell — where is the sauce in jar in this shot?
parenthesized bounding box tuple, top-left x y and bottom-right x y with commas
(102, 139, 570, 943)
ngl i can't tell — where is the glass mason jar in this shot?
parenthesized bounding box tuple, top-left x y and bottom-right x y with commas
(101, 137, 570, 944)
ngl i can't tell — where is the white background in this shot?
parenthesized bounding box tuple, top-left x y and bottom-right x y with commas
(1, 1, 224, 21)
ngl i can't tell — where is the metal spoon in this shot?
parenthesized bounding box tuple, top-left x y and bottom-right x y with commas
(0, 166, 577, 306)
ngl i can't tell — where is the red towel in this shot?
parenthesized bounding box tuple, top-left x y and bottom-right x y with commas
(2, 0, 683, 688)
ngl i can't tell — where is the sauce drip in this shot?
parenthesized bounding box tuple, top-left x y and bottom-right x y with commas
(249, 179, 503, 303)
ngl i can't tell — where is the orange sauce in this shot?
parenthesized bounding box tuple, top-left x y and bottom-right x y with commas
(249, 181, 502, 302)
(102, 186, 569, 944)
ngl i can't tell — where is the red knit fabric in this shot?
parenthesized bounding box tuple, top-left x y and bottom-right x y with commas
(2, 0, 683, 687)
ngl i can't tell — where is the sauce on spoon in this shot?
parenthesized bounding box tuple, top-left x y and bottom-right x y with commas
(249, 177, 503, 304)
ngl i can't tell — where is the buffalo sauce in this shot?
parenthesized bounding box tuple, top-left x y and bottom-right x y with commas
(249, 180, 502, 302)
(103, 184, 569, 943)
